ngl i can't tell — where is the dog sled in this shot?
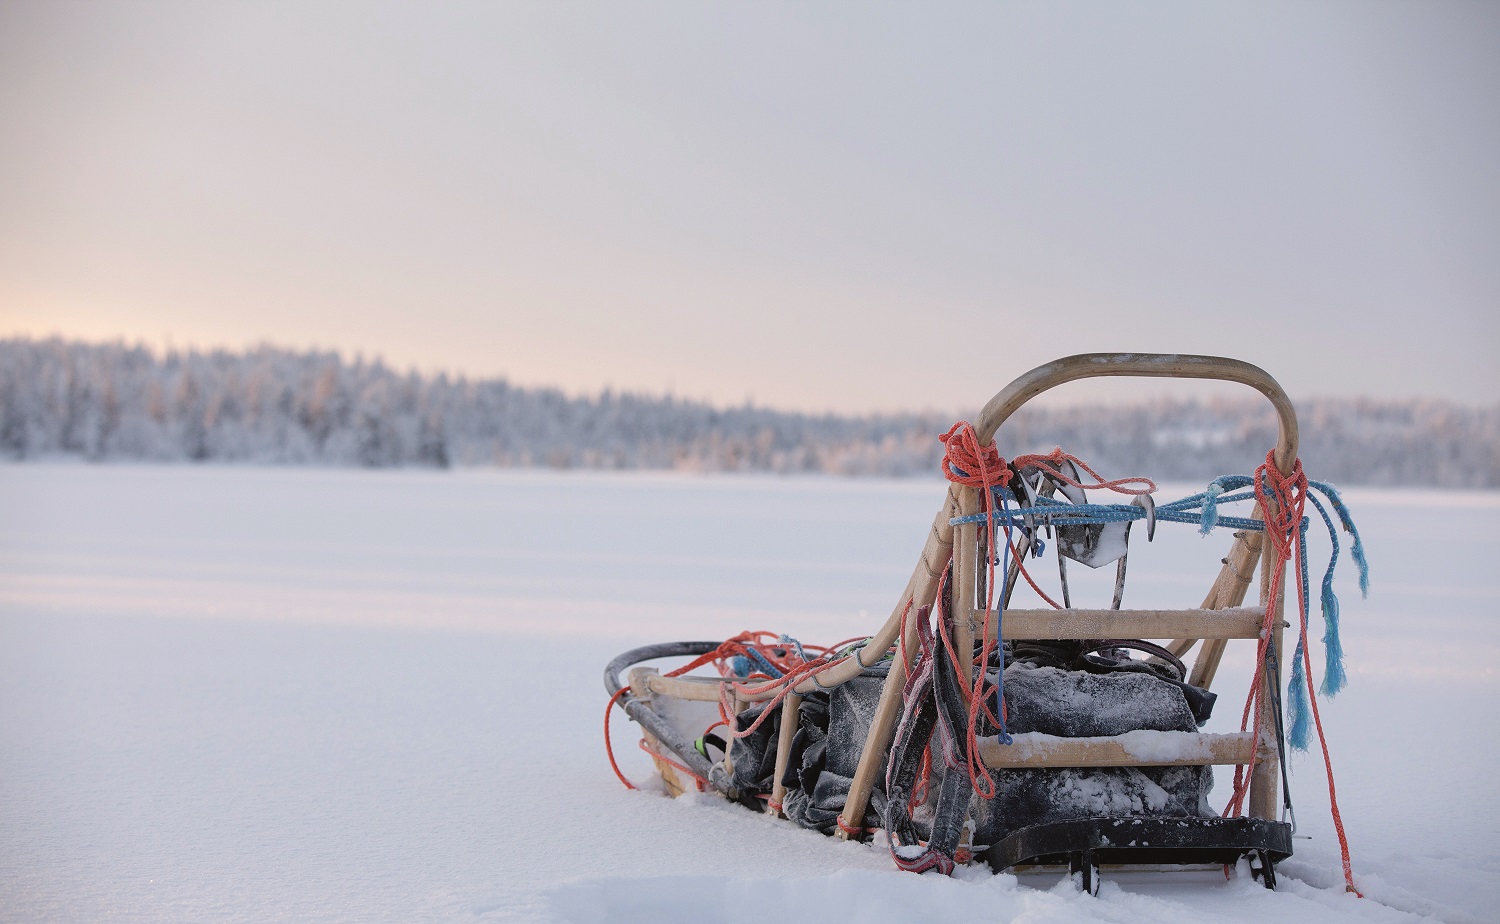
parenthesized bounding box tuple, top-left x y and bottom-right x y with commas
(604, 353, 1366, 894)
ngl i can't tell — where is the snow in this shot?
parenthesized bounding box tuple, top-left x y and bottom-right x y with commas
(2, 464, 1497, 922)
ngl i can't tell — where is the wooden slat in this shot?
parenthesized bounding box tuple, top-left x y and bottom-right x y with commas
(1250, 502, 1287, 821)
(644, 673, 730, 702)
(979, 731, 1255, 768)
(952, 486, 979, 684)
(836, 490, 960, 840)
(767, 694, 800, 817)
(1183, 522, 1266, 690)
(975, 606, 1264, 641)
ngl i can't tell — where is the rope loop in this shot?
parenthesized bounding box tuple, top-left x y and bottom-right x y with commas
(939, 421, 1011, 489)
(1253, 451, 1308, 562)
(938, 422, 1011, 799)
(1223, 450, 1359, 895)
(1012, 446, 1157, 496)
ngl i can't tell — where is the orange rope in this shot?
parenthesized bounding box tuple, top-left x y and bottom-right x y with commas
(608, 630, 823, 791)
(938, 421, 1011, 491)
(638, 738, 707, 791)
(1012, 447, 1157, 495)
(939, 421, 1009, 798)
(836, 814, 874, 837)
(1001, 525, 1062, 609)
(1221, 450, 1359, 895)
(604, 687, 639, 790)
(1297, 620, 1360, 894)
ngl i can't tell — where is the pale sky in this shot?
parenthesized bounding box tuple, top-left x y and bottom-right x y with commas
(1, 2, 1496, 413)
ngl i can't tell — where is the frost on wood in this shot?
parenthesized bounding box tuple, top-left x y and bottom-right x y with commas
(996, 730, 1236, 764)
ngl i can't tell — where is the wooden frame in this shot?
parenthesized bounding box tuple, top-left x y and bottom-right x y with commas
(828, 353, 1297, 836)
(634, 353, 1298, 845)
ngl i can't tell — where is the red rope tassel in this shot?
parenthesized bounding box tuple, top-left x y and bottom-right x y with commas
(1222, 451, 1359, 895)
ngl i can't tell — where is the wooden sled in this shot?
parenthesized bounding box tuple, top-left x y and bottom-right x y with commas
(606, 353, 1347, 892)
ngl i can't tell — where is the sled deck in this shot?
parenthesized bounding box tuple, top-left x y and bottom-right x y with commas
(604, 353, 1367, 894)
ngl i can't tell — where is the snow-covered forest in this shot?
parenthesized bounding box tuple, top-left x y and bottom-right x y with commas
(3, 337, 1496, 487)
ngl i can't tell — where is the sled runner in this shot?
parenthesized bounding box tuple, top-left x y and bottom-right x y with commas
(604, 353, 1366, 894)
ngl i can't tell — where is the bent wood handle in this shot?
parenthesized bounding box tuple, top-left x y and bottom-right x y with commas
(838, 354, 1297, 841)
(975, 353, 1299, 475)
(835, 488, 959, 838)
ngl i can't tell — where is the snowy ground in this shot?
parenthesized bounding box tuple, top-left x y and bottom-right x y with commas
(2, 464, 1496, 923)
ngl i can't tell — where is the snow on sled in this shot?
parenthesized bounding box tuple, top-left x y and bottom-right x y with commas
(603, 353, 1368, 894)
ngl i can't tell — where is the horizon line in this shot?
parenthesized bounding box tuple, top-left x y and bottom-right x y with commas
(6, 330, 1496, 416)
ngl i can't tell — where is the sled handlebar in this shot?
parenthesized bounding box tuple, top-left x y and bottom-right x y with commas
(975, 353, 1299, 475)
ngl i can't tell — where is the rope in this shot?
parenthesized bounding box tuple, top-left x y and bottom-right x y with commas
(949, 490, 1265, 532)
(638, 738, 708, 791)
(1012, 447, 1157, 495)
(1296, 611, 1360, 896)
(670, 629, 889, 743)
(939, 422, 1007, 798)
(1219, 450, 1359, 895)
(938, 420, 1011, 491)
(937, 428, 1166, 799)
(1224, 455, 1304, 818)
(607, 630, 838, 794)
(996, 511, 1063, 610)
(604, 686, 639, 790)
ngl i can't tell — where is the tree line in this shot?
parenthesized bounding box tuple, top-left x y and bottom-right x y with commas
(3, 337, 1495, 488)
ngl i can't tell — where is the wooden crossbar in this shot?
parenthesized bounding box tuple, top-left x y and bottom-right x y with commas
(979, 731, 1255, 768)
(976, 606, 1265, 641)
(642, 673, 727, 703)
(642, 606, 1266, 706)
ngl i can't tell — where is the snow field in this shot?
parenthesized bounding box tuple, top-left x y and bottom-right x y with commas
(1, 465, 1496, 922)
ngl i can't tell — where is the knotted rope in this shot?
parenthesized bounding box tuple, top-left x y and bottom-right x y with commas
(938, 422, 1012, 798)
(1011, 447, 1157, 496)
(1220, 450, 1359, 895)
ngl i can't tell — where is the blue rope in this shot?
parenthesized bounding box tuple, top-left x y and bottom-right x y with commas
(1287, 516, 1314, 750)
(953, 487, 1263, 533)
(1309, 480, 1370, 599)
(1306, 493, 1348, 698)
(1193, 476, 1249, 534)
(1283, 481, 1373, 750)
(732, 648, 784, 679)
(951, 469, 1368, 753)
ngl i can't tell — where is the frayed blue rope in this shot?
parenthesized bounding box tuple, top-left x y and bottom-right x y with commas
(1287, 643, 1311, 751)
(1194, 475, 1252, 536)
(957, 485, 1262, 533)
(1286, 518, 1314, 750)
(1174, 474, 1367, 750)
(1200, 482, 1223, 535)
(1282, 482, 1369, 748)
(738, 648, 783, 679)
(1309, 480, 1369, 598)
(964, 468, 1368, 753)
(1307, 493, 1348, 697)
(779, 634, 808, 663)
